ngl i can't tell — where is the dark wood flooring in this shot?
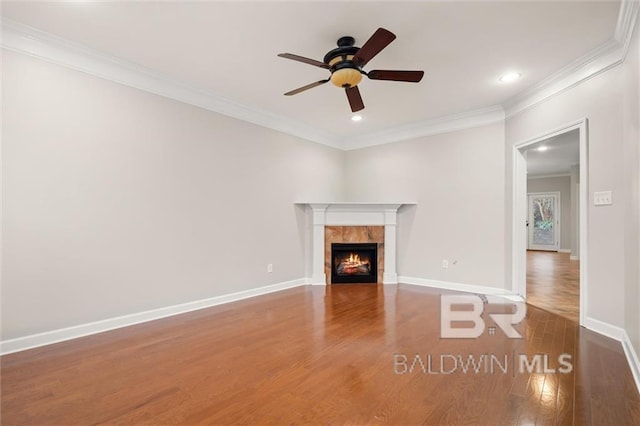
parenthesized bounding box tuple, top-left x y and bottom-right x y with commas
(2, 284, 639, 425)
(527, 251, 580, 323)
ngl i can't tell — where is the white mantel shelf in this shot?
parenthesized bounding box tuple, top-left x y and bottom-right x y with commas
(296, 202, 417, 285)
(297, 202, 415, 206)
(296, 202, 416, 206)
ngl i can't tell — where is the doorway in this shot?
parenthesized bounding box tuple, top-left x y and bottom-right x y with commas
(528, 192, 561, 251)
(512, 120, 587, 325)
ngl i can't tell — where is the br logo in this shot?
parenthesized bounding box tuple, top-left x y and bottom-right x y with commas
(440, 294, 526, 339)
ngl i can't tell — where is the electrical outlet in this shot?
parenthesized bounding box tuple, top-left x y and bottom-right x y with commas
(442, 260, 449, 269)
(267, 264, 273, 273)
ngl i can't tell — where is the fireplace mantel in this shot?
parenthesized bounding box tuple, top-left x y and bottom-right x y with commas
(296, 202, 416, 285)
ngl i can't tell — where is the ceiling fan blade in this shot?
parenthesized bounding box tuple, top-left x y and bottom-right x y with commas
(352, 28, 396, 67)
(345, 86, 365, 112)
(367, 70, 424, 82)
(278, 53, 330, 69)
(284, 79, 330, 96)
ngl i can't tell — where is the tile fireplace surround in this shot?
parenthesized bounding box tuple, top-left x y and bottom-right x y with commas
(325, 226, 384, 284)
(297, 203, 415, 285)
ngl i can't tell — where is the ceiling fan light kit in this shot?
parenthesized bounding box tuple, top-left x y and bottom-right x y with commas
(331, 68, 363, 88)
(278, 27, 424, 113)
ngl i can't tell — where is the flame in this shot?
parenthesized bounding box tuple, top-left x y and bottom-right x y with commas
(336, 251, 372, 276)
(342, 253, 369, 267)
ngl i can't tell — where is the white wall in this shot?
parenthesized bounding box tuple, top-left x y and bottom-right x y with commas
(527, 176, 572, 251)
(344, 123, 506, 289)
(1, 50, 345, 340)
(505, 57, 629, 329)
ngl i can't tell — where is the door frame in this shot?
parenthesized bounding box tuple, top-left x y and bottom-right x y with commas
(527, 191, 561, 251)
(511, 118, 588, 326)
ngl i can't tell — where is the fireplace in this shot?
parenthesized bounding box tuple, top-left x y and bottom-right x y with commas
(298, 202, 412, 285)
(331, 243, 378, 284)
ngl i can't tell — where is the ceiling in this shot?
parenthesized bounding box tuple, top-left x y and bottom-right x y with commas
(1, 1, 621, 143)
(524, 129, 580, 177)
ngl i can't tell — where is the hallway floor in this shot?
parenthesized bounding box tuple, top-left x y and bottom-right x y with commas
(527, 251, 580, 323)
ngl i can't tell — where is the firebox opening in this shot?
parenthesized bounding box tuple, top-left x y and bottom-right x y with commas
(331, 243, 378, 284)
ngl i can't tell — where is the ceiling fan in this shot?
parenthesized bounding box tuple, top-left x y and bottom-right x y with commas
(278, 27, 424, 113)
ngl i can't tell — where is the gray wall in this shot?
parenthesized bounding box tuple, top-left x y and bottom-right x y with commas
(344, 123, 507, 289)
(2, 50, 345, 340)
(527, 176, 572, 252)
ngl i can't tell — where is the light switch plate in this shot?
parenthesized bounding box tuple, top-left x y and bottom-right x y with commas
(594, 191, 613, 206)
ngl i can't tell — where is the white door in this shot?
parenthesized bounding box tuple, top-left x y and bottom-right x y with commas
(528, 192, 560, 251)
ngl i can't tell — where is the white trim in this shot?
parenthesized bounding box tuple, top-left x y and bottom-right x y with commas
(578, 120, 589, 327)
(398, 276, 518, 298)
(511, 119, 588, 327)
(582, 317, 640, 395)
(2, 3, 638, 151)
(0, 18, 504, 151)
(528, 173, 572, 180)
(504, 0, 639, 119)
(616, 0, 640, 57)
(344, 106, 505, 150)
(515, 119, 588, 148)
(503, 40, 623, 118)
(622, 331, 640, 396)
(0, 18, 343, 150)
(558, 249, 571, 254)
(583, 316, 626, 341)
(0, 278, 306, 355)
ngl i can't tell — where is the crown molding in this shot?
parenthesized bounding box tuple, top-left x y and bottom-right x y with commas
(1, 18, 344, 150)
(343, 105, 505, 151)
(2, 0, 637, 151)
(616, 0, 640, 56)
(502, 39, 623, 118)
(0, 18, 505, 151)
(504, 0, 639, 118)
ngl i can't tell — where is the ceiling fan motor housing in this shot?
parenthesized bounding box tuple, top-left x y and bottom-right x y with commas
(324, 37, 363, 88)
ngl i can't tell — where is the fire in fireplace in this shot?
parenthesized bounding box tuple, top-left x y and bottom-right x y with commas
(331, 243, 378, 284)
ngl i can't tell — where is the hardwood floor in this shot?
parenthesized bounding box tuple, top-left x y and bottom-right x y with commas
(527, 251, 580, 323)
(2, 284, 639, 425)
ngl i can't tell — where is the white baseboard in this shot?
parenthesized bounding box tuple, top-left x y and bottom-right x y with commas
(558, 249, 571, 253)
(583, 316, 626, 340)
(0, 278, 306, 355)
(398, 276, 520, 298)
(622, 331, 640, 395)
(583, 316, 640, 395)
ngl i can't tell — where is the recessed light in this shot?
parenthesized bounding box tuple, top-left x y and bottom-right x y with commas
(499, 71, 521, 83)
(351, 115, 363, 122)
(537, 146, 548, 152)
